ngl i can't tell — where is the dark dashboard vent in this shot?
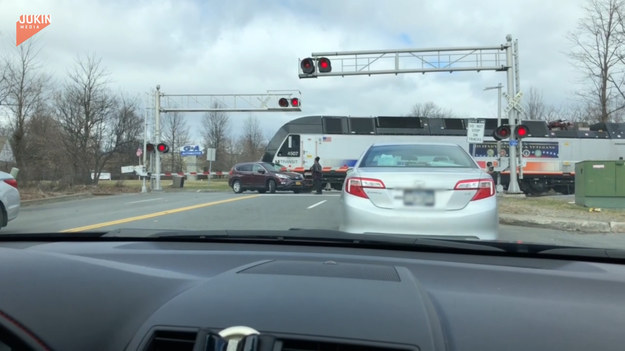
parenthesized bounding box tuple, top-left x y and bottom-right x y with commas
(144, 330, 197, 351)
(282, 339, 410, 351)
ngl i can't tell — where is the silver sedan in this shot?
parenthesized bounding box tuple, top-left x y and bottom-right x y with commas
(0, 171, 19, 228)
(339, 143, 498, 240)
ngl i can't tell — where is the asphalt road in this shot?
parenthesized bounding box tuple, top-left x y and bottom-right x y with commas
(6, 191, 625, 249)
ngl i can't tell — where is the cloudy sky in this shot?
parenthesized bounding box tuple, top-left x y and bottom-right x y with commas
(0, 0, 589, 143)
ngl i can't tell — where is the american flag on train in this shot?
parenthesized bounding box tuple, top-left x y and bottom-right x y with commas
(322, 136, 332, 142)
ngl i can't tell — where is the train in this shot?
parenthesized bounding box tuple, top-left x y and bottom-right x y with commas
(261, 115, 625, 194)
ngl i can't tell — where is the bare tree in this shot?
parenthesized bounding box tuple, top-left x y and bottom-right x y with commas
(237, 115, 266, 162)
(524, 87, 548, 120)
(408, 101, 453, 118)
(23, 111, 67, 182)
(0, 61, 9, 105)
(2, 42, 48, 182)
(569, 0, 625, 123)
(54, 55, 141, 185)
(201, 103, 230, 171)
(161, 112, 190, 173)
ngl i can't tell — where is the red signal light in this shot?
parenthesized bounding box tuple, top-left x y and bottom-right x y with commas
(318, 57, 332, 73)
(515, 125, 529, 138)
(493, 125, 511, 140)
(301, 58, 315, 74)
(279, 98, 289, 107)
(290, 98, 300, 107)
(157, 143, 169, 153)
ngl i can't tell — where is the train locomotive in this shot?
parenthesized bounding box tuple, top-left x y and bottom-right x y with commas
(261, 115, 625, 194)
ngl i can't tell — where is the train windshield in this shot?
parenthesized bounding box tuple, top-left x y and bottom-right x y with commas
(277, 135, 301, 157)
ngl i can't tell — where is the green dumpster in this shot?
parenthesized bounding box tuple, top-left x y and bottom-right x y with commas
(575, 160, 625, 208)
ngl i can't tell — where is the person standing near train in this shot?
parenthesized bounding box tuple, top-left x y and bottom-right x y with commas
(311, 156, 323, 194)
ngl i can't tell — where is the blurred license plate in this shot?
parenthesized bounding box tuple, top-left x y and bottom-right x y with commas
(403, 190, 435, 206)
(295, 181, 301, 185)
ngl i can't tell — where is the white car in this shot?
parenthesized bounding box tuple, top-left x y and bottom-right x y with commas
(340, 142, 498, 240)
(0, 171, 20, 228)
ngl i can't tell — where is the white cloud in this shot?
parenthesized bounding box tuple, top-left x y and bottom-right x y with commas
(0, 0, 590, 142)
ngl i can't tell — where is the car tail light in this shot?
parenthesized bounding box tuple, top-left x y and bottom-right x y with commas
(345, 177, 385, 199)
(228, 169, 234, 176)
(454, 179, 494, 201)
(4, 179, 17, 189)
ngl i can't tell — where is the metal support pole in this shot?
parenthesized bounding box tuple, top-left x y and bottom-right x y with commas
(496, 83, 502, 190)
(154, 85, 162, 191)
(141, 107, 148, 193)
(484, 83, 503, 190)
(208, 160, 212, 186)
(514, 39, 524, 180)
(505, 35, 521, 193)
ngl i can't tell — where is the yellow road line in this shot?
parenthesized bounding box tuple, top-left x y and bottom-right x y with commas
(61, 194, 260, 233)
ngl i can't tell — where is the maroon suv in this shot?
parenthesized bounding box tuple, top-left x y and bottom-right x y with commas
(228, 162, 305, 193)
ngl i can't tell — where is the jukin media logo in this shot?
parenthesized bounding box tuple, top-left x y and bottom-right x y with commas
(16, 14, 51, 46)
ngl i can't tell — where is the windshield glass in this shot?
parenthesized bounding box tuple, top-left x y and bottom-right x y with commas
(359, 144, 477, 168)
(2, 0, 625, 250)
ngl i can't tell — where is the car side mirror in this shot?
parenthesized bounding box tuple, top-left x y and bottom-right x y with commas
(258, 169, 265, 174)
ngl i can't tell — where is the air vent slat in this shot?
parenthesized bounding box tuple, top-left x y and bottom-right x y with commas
(145, 330, 197, 351)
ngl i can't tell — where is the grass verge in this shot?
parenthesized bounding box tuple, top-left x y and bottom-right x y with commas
(498, 195, 625, 222)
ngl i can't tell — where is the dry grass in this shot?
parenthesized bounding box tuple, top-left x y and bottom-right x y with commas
(498, 196, 625, 222)
(20, 178, 231, 201)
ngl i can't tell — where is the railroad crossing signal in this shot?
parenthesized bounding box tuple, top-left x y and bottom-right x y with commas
(299, 57, 333, 77)
(493, 124, 530, 140)
(515, 125, 529, 138)
(157, 143, 169, 153)
(279, 97, 300, 108)
(493, 126, 511, 141)
(504, 92, 525, 115)
(158, 90, 303, 113)
(298, 35, 525, 194)
(150, 88, 303, 192)
(301, 58, 315, 75)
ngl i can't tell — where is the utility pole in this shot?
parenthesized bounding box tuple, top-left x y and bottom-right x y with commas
(484, 82, 503, 190)
(154, 85, 162, 191)
(505, 35, 522, 193)
(141, 107, 148, 193)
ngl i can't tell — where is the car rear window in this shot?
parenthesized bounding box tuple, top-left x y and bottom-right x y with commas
(360, 144, 478, 168)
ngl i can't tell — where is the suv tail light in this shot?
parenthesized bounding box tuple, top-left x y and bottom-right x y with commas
(4, 179, 17, 189)
(454, 179, 494, 201)
(345, 177, 385, 199)
(228, 169, 234, 176)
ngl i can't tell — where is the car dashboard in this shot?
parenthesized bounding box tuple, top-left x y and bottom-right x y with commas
(0, 239, 623, 351)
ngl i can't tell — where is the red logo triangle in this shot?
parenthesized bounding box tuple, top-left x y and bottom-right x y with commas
(16, 15, 51, 46)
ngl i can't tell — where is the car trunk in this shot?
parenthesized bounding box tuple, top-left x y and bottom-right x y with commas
(355, 167, 488, 210)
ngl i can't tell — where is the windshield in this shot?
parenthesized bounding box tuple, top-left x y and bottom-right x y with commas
(2, 0, 625, 250)
(359, 144, 478, 168)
